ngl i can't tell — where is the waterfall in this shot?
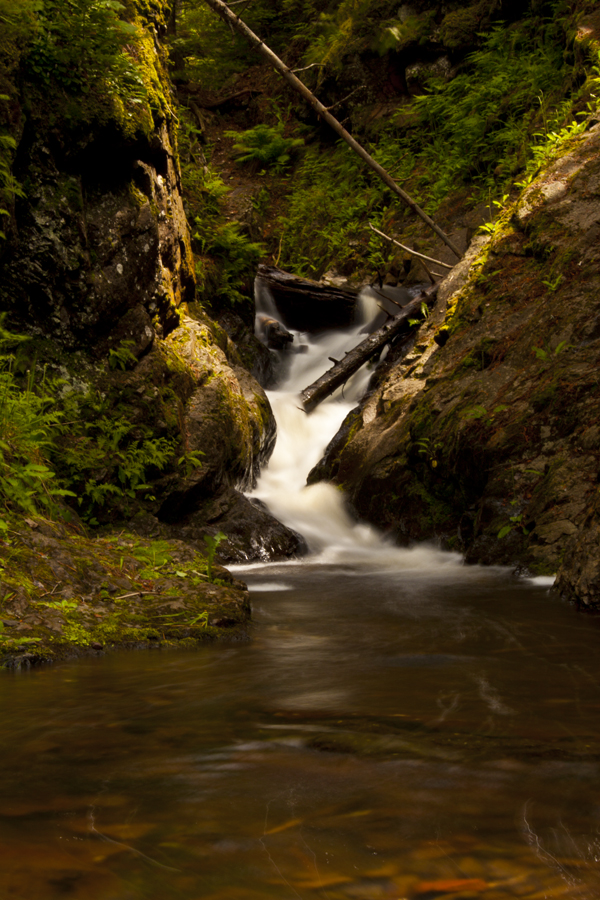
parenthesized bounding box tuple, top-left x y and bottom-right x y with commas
(251, 283, 463, 571)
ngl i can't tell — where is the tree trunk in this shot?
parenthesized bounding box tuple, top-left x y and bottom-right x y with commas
(200, 0, 463, 260)
(300, 285, 438, 413)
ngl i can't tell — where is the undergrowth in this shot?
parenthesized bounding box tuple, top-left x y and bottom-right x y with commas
(179, 111, 263, 308)
(276, 11, 592, 277)
(0, 323, 183, 530)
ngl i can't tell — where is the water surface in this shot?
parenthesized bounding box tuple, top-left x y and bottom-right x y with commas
(1, 564, 600, 899)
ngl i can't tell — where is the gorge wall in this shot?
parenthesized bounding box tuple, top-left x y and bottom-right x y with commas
(311, 117, 600, 606)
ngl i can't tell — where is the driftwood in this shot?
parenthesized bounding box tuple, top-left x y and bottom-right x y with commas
(257, 264, 358, 332)
(200, 0, 462, 260)
(300, 284, 438, 413)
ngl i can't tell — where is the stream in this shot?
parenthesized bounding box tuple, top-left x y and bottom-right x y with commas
(2, 296, 600, 899)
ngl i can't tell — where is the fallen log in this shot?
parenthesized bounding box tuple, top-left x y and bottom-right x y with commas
(256, 264, 358, 332)
(300, 284, 438, 413)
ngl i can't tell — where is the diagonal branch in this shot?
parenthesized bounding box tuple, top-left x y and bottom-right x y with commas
(368, 223, 455, 269)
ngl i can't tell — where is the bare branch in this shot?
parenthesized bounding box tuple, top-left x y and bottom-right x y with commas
(291, 63, 325, 73)
(325, 85, 365, 111)
(368, 223, 455, 269)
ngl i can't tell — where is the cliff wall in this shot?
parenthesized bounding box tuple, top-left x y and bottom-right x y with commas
(313, 117, 600, 606)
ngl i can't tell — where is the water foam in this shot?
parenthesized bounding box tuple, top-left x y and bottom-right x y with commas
(251, 284, 463, 571)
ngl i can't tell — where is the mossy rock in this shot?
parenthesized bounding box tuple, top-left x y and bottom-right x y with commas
(0, 514, 251, 669)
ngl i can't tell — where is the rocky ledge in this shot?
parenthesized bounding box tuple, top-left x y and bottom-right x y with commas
(0, 515, 252, 669)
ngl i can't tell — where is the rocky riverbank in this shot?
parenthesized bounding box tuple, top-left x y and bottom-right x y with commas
(311, 117, 600, 606)
(0, 513, 251, 669)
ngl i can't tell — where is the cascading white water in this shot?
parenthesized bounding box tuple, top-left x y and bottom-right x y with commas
(251, 284, 463, 571)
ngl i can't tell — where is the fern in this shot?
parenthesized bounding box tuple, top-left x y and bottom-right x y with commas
(225, 123, 304, 172)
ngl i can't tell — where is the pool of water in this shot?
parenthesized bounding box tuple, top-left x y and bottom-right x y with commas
(2, 561, 600, 899)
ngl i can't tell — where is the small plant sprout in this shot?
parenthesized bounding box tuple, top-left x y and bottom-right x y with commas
(532, 341, 569, 361)
(108, 340, 137, 371)
(203, 531, 227, 582)
(498, 512, 532, 539)
(542, 274, 564, 292)
(463, 404, 507, 426)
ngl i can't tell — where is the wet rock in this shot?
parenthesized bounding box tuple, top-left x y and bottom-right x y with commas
(165, 488, 308, 563)
(105, 305, 155, 360)
(0, 122, 194, 348)
(215, 310, 278, 389)
(256, 314, 294, 350)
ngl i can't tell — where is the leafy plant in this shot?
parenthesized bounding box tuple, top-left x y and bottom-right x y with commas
(203, 531, 226, 582)
(0, 621, 41, 647)
(225, 123, 304, 172)
(462, 404, 507, 427)
(54, 405, 177, 523)
(108, 340, 137, 371)
(532, 340, 568, 362)
(0, 322, 75, 532)
(26, 0, 143, 101)
(0, 95, 26, 241)
(498, 511, 532, 540)
(542, 274, 564, 292)
(194, 220, 263, 306)
(415, 436, 443, 469)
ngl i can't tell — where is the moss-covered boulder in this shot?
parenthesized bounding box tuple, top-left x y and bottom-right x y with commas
(153, 310, 277, 519)
(0, 513, 251, 669)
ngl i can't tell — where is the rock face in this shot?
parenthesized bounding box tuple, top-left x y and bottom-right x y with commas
(312, 121, 600, 607)
(0, 0, 300, 564)
(1, 104, 195, 352)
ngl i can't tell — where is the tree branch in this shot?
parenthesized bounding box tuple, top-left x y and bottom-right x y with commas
(368, 224, 454, 269)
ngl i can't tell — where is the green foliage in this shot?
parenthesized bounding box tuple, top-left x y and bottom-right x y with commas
(193, 219, 263, 307)
(498, 510, 532, 540)
(462, 404, 507, 427)
(0, 620, 41, 647)
(0, 95, 25, 242)
(0, 322, 74, 533)
(0, 320, 184, 529)
(0, 0, 40, 82)
(203, 530, 226, 582)
(178, 110, 263, 308)
(532, 340, 569, 362)
(415, 436, 443, 469)
(277, 6, 580, 279)
(225, 123, 304, 173)
(26, 0, 144, 101)
(108, 340, 137, 371)
(410, 21, 572, 206)
(278, 142, 377, 276)
(53, 393, 178, 523)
